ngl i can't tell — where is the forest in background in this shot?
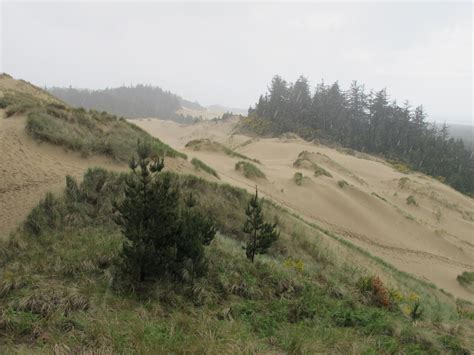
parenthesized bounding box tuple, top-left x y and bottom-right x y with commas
(48, 85, 201, 124)
(243, 76, 474, 196)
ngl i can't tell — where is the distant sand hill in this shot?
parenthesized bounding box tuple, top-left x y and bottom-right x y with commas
(134, 117, 474, 300)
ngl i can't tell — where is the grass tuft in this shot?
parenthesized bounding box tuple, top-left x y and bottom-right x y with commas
(185, 138, 260, 163)
(235, 161, 266, 179)
(191, 158, 219, 179)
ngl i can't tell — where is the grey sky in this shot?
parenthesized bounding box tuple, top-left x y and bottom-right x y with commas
(1, 1, 472, 124)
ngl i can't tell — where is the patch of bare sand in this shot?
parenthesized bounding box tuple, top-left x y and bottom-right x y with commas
(135, 118, 474, 300)
(0, 115, 126, 238)
(0, 115, 217, 239)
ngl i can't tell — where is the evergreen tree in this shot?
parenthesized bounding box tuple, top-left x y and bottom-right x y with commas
(243, 187, 279, 263)
(175, 193, 216, 281)
(115, 141, 179, 282)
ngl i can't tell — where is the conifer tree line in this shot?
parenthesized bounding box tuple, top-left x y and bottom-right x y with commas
(48, 85, 200, 123)
(247, 76, 474, 196)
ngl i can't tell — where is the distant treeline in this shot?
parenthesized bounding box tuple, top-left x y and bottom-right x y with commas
(243, 75, 474, 196)
(48, 85, 200, 124)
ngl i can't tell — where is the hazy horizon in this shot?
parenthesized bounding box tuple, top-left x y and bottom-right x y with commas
(2, 1, 472, 124)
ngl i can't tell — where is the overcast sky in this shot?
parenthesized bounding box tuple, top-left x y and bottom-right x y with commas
(1, 1, 472, 124)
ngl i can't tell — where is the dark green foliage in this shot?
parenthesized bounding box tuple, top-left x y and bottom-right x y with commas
(191, 158, 219, 178)
(114, 142, 215, 283)
(243, 188, 279, 262)
(114, 141, 178, 282)
(175, 193, 217, 281)
(244, 76, 474, 196)
(410, 301, 423, 321)
(24, 192, 63, 237)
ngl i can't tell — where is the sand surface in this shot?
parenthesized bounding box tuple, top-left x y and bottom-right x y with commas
(0, 114, 126, 238)
(135, 117, 474, 300)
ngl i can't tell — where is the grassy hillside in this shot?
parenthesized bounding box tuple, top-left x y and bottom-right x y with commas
(0, 167, 472, 353)
(0, 76, 186, 161)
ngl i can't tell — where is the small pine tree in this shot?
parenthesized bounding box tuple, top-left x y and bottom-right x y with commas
(174, 193, 216, 282)
(115, 140, 179, 282)
(243, 187, 279, 262)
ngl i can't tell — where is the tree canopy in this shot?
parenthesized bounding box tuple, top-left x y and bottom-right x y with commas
(245, 76, 474, 196)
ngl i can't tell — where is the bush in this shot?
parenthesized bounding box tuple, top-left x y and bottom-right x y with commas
(314, 164, 332, 178)
(191, 158, 219, 179)
(338, 180, 348, 188)
(293, 172, 303, 186)
(357, 276, 391, 308)
(457, 271, 474, 288)
(235, 161, 266, 179)
(24, 192, 63, 236)
(406, 195, 418, 206)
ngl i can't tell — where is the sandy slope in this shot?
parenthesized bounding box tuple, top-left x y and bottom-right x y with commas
(135, 118, 474, 300)
(0, 115, 212, 240)
(0, 114, 127, 238)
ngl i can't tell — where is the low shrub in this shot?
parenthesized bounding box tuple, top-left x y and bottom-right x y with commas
(338, 180, 348, 188)
(293, 172, 303, 186)
(457, 271, 474, 288)
(357, 275, 391, 308)
(191, 158, 219, 179)
(406, 195, 418, 206)
(235, 161, 266, 179)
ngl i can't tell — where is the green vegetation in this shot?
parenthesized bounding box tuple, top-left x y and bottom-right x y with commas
(293, 172, 303, 186)
(243, 188, 279, 262)
(371, 192, 388, 202)
(406, 195, 418, 206)
(457, 271, 474, 290)
(0, 165, 471, 352)
(48, 85, 200, 123)
(387, 160, 412, 174)
(115, 142, 216, 283)
(242, 75, 474, 196)
(191, 157, 219, 179)
(1, 87, 185, 161)
(26, 108, 185, 161)
(314, 164, 332, 178)
(186, 138, 260, 163)
(293, 151, 332, 178)
(338, 180, 348, 188)
(235, 161, 266, 179)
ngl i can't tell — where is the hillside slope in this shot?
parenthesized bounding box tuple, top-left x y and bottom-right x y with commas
(0, 74, 202, 239)
(135, 118, 474, 301)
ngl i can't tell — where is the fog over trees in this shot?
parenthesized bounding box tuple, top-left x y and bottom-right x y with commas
(246, 76, 474, 196)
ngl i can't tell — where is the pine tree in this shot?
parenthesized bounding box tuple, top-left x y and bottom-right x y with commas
(115, 140, 179, 282)
(175, 193, 216, 282)
(243, 187, 279, 262)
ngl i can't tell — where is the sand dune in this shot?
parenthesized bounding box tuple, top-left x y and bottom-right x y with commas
(0, 114, 126, 238)
(135, 118, 474, 300)
(0, 114, 215, 240)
